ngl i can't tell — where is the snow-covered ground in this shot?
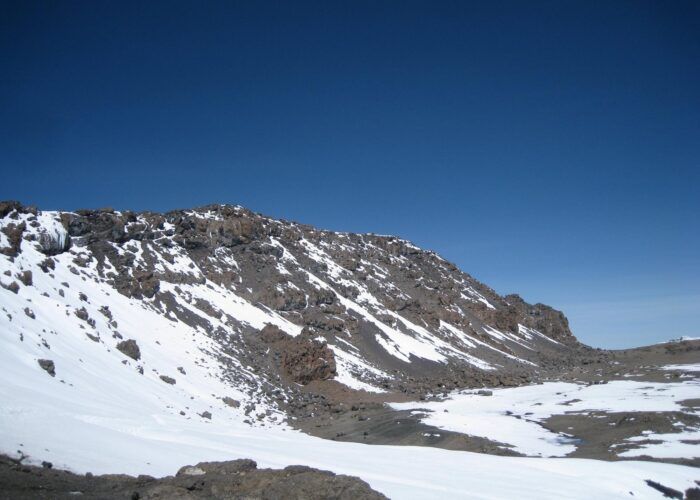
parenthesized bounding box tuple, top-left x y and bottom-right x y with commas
(2, 346, 700, 500)
(392, 380, 700, 459)
(662, 363, 700, 372)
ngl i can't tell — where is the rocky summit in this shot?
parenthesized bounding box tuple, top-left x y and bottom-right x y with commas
(1, 201, 699, 499)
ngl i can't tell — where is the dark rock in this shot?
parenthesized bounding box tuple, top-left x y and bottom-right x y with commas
(686, 487, 700, 500)
(0, 221, 25, 256)
(37, 230, 70, 255)
(222, 397, 241, 408)
(0, 200, 23, 218)
(200, 411, 212, 419)
(23, 307, 35, 319)
(74, 307, 89, 321)
(160, 375, 176, 385)
(1, 281, 20, 294)
(505, 294, 573, 342)
(645, 479, 683, 499)
(116, 340, 141, 361)
(39, 257, 55, 272)
(38, 359, 55, 377)
(281, 338, 337, 384)
(260, 324, 288, 343)
(98, 305, 112, 319)
(17, 270, 32, 286)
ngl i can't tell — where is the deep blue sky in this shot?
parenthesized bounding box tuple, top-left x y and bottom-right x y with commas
(1, 1, 698, 348)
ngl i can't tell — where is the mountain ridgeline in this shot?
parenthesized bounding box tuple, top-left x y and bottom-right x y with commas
(0, 201, 586, 406)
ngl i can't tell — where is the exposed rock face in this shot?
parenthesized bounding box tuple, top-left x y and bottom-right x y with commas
(0, 454, 388, 500)
(261, 325, 338, 384)
(505, 294, 573, 341)
(282, 336, 337, 384)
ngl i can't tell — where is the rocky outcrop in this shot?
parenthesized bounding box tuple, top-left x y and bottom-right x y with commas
(505, 294, 573, 342)
(261, 325, 337, 384)
(0, 221, 25, 257)
(0, 454, 388, 500)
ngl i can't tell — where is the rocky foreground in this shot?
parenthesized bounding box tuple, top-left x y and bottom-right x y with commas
(0, 455, 386, 499)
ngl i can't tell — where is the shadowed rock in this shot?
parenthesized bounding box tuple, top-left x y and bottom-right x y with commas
(37, 359, 55, 377)
(116, 339, 141, 361)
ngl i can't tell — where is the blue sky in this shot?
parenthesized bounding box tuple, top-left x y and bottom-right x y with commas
(1, 1, 698, 348)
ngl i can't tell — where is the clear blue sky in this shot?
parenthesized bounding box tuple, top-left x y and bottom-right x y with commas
(1, 1, 698, 348)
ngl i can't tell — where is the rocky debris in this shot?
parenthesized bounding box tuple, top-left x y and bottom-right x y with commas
(282, 339, 337, 384)
(23, 307, 35, 319)
(116, 339, 141, 360)
(160, 375, 176, 385)
(0, 454, 387, 500)
(37, 359, 55, 377)
(200, 411, 212, 419)
(114, 269, 161, 299)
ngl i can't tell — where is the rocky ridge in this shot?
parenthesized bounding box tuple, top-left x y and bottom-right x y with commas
(0, 201, 585, 401)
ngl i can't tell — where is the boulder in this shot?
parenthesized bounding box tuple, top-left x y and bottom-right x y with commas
(116, 339, 141, 361)
(38, 359, 55, 377)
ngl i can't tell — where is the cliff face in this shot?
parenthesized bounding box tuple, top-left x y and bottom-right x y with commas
(1, 201, 578, 404)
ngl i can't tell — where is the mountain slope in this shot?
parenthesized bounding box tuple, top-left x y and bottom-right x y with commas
(0, 201, 581, 401)
(2, 201, 700, 499)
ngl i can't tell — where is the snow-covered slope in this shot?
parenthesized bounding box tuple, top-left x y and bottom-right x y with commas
(1, 318, 699, 499)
